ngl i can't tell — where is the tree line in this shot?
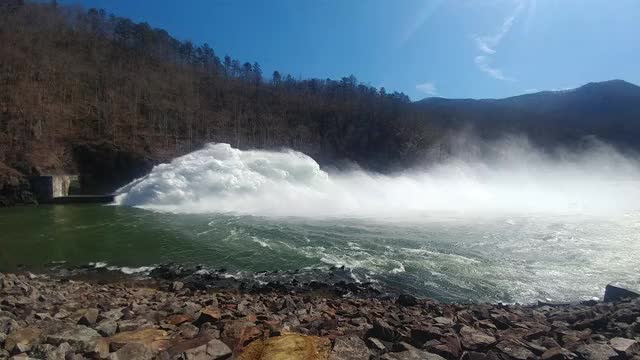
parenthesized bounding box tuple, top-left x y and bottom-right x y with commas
(0, 0, 443, 176)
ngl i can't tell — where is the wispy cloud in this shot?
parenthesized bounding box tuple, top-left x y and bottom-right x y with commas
(400, 0, 445, 46)
(473, 0, 527, 81)
(416, 82, 438, 96)
(474, 56, 514, 81)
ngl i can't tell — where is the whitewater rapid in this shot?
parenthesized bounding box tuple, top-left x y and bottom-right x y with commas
(115, 142, 640, 217)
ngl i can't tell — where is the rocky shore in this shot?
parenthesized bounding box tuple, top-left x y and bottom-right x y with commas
(1, 270, 640, 360)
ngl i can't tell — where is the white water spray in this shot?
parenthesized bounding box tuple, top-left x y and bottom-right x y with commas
(115, 140, 640, 217)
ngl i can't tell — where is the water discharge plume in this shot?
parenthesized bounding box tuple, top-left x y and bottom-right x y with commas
(115, 140, 640, 217)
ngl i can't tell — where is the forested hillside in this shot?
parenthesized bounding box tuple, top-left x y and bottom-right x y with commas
(1, 1, 640, 205)
(0, 0, 438, 181)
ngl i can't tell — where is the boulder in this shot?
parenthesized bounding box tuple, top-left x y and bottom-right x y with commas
(610, 337, 639, 357)
(96, 320, 118, 337)
(108, 328, 171, 352)
(78, 308, 99, 326)
(397, 294, 418, 307)
(459, 326, 496, 350)
(117, 319, 148, 332)
(366, 337, 388, 354)
(541, 348, 577, 360)
(100, 309, 124, 322)
(368, 319, 399, 342)
(43, 325, 102, 353)
(410, 326, 443, 346)
(45, 342, 73, 360)
(4, 327, 42, 354)
(496, 340, 535, 360)
(108, 342, 154, 360)
(221, 319, 262, 352)
(612, 308, 638, 324)
(193, 306, 221, 326)
(239, 333, 330, 360)
(604, 284, 640, 303)
(172, 281, 184, 291)
(166, 314, 192, 326)
(575, 343, 618, 360)
(162, 336, 232, 359)
(206, 339, 233, 360)
(329, 335, 370, 360)
(382, 349, 447, 360)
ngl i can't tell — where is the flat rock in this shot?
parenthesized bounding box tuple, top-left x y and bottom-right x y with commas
(166, 314, 192, 326)
(329, 336, 371, 360)
(369, 319, 398, 342)
(541, 347, 578, 360)
(4, 327, 42, 353)
(496, 340, 535, 360)
(108, 328, 171, 352)
(193, 306, 221, 326)
(459, 326, 496, 350)
(239, 333, 331, 360)
(610, 337, 639, 357)
(382, 349, 447, 360)
(206, 339, 233, 360)
(43, 325, 101, 353)
(575, 343, 618, 360)
(108, 342, 154, 360)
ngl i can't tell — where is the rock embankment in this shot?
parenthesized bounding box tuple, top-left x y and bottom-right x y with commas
(1, 272, 640, 360)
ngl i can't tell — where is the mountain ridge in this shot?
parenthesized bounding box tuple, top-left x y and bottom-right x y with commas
(416, 79, 640, 103)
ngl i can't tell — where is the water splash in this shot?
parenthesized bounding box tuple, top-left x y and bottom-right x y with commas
(116, 141, 640, 217)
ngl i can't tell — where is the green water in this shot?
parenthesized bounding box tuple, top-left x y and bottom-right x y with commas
(2, 204, 639, 303)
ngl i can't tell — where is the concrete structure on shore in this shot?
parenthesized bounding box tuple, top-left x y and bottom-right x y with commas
(28, 175, 114, 204)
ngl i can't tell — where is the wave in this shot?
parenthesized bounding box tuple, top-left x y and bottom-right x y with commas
(115, 141, 640, 217)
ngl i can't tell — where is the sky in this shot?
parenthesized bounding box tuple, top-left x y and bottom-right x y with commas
(59, 0, 640, 101)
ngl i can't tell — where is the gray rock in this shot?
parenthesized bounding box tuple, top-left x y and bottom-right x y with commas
(3, 327, 42, 354)
(100, 309, 124, 322)
(541, 347, 577, 360)
(329, 336, 371, 360)
(205, 339, 232, 359)
(382, 349, 447, 360)
(396, 294, 418, 307)
(613, 308, 638, 324)
(496, 340, 535, 360)
(179, 323, 199, 339)
(96, 320, 118, 337)
(171, 281, 184, 292)
(109, 342, 154, 360)
(459, 326, 496, 350)
(604, 284, 640, 303)
(576, 343, 618, 360)
(610, 337, 639, 357)
(43, 325, 101, 353)
(117, 319, 145, 332)
(410, 326, 443, 347)
(78, 308, 99, 326)
(369, 319, 398, 342)
(366, 337, 388, 354)
(46, 342, 73, 360)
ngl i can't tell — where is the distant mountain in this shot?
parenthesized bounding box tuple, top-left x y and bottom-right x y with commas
(413, 80, 640, 149)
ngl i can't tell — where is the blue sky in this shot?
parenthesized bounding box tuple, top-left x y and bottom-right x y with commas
(59, 0, 639, 100)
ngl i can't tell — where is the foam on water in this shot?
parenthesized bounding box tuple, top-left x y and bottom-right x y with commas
(115, 141, 640, 217)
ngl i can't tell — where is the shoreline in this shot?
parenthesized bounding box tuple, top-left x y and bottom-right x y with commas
(1, 269, 639, 359)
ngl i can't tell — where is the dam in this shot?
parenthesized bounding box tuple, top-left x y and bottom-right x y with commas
(28, 175, 114, 204)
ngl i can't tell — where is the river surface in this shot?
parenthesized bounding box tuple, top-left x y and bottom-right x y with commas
(2, 204, 639, 304)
